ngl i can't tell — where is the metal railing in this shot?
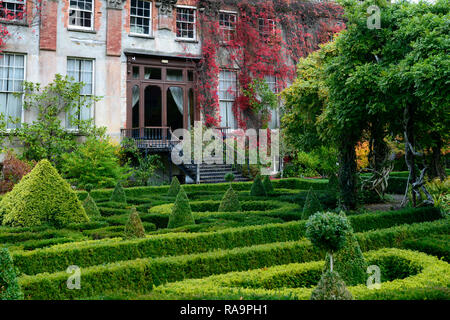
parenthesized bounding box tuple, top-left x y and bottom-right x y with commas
(120, 127, 172, 150)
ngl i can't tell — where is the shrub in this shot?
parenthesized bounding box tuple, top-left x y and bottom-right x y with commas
(168, 188, 195, 229)
(224, 172, 235, 183)
(110, 181, 127, 204)
(0, 248, 23, 300)
(310, 271, 353, 300)
(124, 207, 146, 239)
(83, 193, 101, 218)
(0, 160, 89, 228)
(218, 187, 242, 212)
(61, 136, 128, 190)
(250, 175, 267, 197)
(263, 175, 274, 194)
(167, 177, 181, 197)
(0, 152, 33, 194)
(324, 231, 368, 286)
(302, 187, 323, 219)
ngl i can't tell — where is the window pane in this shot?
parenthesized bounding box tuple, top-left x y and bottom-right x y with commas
(167, 69, 183, 81)
(144, 67, 161, 80)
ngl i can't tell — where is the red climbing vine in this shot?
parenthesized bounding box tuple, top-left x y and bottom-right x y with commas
(191, 0, 345, 129)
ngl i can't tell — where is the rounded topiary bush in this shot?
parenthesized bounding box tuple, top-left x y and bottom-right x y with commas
(0, 248, 23, 300)
(250, 175, 267, 197)
(224, 172, 235, 183)
(167, 176, 181, 197)
(83, 193, 101, 218)
(218, 186, 242, 212)
(168, 187, 195, 229)
(0, 159, 89, 228)
(124, 207, 146, 239)
(262, 175, 274, 194)
(302, 187, 323, 219)
(110, 181, 127, 203)
(310, 271, 353, 300)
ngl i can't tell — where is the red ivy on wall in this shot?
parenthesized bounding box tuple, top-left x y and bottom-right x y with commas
(193, 0, 345, 129)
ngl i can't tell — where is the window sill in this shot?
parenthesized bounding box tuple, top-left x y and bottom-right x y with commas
(129, 33, 155, 40)
(68, 27, 97, 34)
(175, 38, 198, 44)
(0, 19, 28, 27)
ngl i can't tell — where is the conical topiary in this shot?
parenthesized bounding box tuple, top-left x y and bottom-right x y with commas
(0, 248, 23, 300)
(250, 175, 267, 197)
(262, 175, 274, 194)
(83, 193, 101, 218)
(124, 207, 146, 239)
(310, 271, 353, 300)
(167, 176, 181, 197)
(110, 181, 126, 203)
(218, 186, 242, 212)
(324, 212, 367, 286)
(168, 187, 195, 229)
(302, 187, 323, 219)
(0, 159, 89, 228)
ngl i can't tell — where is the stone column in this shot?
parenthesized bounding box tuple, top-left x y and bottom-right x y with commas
(106, 0, 125, 57)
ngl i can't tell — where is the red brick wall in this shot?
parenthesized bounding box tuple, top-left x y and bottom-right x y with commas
(106, 9, 122, 56)
(39, 0, 58, 51)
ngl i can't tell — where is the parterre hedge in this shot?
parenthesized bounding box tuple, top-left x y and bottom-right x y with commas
(11, 208, 447, 276)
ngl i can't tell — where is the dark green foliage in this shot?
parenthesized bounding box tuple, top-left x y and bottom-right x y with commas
(124, 207, 146, 239)
(83, 193, 101, 218)
(110, 181, 127, 204)
(0, 159, 89, 228)
(224, 172, 235, 183)
(324, 232, 368, 286)
(263, 175, 274, 194)
(302, 187, 323, 219)
(310, 271, 353, 300)
(168, 188, 195, 229)
(167, 177, 181, 197)
(305, 212, 351, 253)
(250, 175, 267, 197)
(402, 235, 450, 263)
(0, 248, 23, 300)
(218, 187, 242, 212)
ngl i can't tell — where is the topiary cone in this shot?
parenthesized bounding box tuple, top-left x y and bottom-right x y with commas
(262, 175, 274, 194)
(250, 175, 267, 197)
(302, 187, 323, 219)
(0, 159, 89, 228)
(219, 186, 242, 212)
(168, 187, 195, 229)
(310, 270, 353, 300)
(0, 248, 23, 300)
(110, 181, 127, 204)
(124, 207, 146, 239)
(83, 193, 101, 218)
(167, 176, 181, 197)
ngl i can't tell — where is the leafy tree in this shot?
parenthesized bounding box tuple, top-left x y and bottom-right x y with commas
(110, 181, 127, 204)
(6, 74, 103, 168)
(60, 136, 129, 190)
(168, 188, 195, 229)
(0, 248, 23, 300)
(124, 207, 146, 239)
(218, 186, 242, 212)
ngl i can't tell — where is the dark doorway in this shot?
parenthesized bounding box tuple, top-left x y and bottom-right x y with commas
(167, 86, 184, 131)
(144, 85, 162, 127)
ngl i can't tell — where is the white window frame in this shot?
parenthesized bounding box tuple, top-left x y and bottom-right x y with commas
(66, 57, 95, 130)
(219, 69, 237, 129)
(130, 0, 153, 37)
(175, 5, 196, 40)
(219, 10, 237, 43)
(258, 17, 276, 38)
(0, 52, 26, 129)
(68, 0, 95, 31)
(0, 0, 26, 22)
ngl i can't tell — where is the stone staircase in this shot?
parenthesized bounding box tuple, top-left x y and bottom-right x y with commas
(182, 164, 250, 184)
